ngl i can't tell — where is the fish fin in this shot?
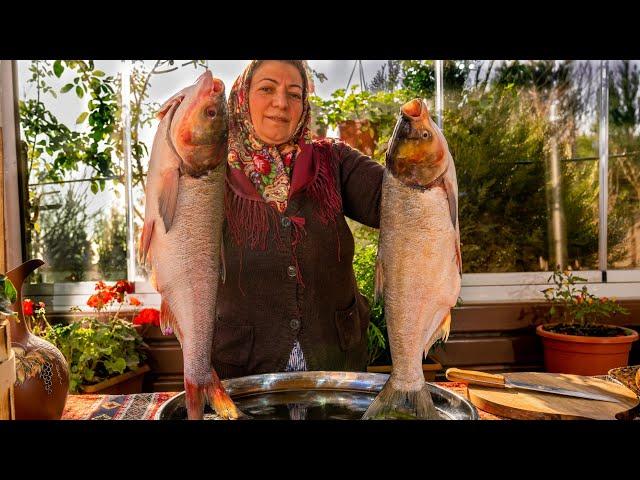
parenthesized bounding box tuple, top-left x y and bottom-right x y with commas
(220, 241, 226, 285)
(425, 310, 452, 357)
(158, 169, 180, 233)
(442, 156, 462, 276)
(361, 381, 443, 420)
(138, 219, 155, 266)
(149, 267, 158, 292)
(374, 254, 384, 304)
(156, 93, 185, 120)
(160, 299, 180, 340)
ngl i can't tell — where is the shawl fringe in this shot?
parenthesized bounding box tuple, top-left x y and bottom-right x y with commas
(225, 141, 342, 251)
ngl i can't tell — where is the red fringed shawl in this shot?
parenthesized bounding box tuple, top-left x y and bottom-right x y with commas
(225, 139, 342, 283)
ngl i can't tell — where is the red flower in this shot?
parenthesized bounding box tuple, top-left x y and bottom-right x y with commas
(283, 152, 293, 167)
(23, 299, 34, 316)
(128, 296, 142, 306)
(99, 290, 115, 304)
(87, 294, 99, 309)
(115, 280, 134, 295)
(253, 154, 271, 175)
(87, 293, 104, 309)
(133, 308, 161, 327)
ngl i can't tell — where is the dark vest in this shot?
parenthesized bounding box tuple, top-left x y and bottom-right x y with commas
(212, 140, 384, 379)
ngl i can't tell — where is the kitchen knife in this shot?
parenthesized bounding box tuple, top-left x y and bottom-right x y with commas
(445, 368, 628, 404)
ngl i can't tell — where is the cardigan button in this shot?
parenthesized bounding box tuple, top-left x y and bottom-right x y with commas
(281, 217, 291, 228)
(290, 319, 300, 331)
(287, 265, 297, 278)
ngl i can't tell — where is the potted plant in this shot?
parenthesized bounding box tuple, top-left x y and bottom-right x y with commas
(311, 87, 415, 159)
(33, 280, 150, 394)
(536, 269, 638, 376)
(311, 87, 380, 156)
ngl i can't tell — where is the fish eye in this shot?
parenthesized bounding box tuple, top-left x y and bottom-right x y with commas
(206, 107, 217, 118)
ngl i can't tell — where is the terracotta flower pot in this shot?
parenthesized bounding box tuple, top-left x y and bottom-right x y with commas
(338, 119, 378, 156)
(536, 324, 639, 376)
(80, 364, 151, 395)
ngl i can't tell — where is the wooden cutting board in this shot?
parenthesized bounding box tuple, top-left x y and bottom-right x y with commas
(467, 372, 639, 420)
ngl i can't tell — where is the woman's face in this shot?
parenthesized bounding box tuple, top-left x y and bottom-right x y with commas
(248, 61, 304, 146)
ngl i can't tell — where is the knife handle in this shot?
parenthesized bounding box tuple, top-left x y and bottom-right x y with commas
(445, 368, 506, 388)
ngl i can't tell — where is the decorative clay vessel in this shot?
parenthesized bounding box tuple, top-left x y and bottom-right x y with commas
(6, 259, 69, 419)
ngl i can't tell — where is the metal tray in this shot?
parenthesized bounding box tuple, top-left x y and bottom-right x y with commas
(155, 371, 479, 420)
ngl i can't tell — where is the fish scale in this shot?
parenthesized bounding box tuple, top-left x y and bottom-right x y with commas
(380, 172, 460, 392)
(150, 166, 225, 384)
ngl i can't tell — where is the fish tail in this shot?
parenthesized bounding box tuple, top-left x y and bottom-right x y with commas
(184, 370, 249, 420)
(205, 369, 249, 420)
(361, 380, 443, 420)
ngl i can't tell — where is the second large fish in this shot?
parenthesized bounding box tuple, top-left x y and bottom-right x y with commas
(362, 98, 462, 420)
(139, 70, 244, 420)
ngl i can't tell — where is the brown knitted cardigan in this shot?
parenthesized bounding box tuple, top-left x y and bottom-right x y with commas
(212, 139, 384, 379)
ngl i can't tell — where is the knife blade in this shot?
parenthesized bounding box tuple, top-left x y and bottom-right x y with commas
(445, 368, 628, 404)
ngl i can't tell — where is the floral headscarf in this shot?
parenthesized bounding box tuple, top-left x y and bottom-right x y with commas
(227, 60, 313, 213)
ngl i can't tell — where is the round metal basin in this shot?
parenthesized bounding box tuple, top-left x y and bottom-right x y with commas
(155, 371, 479, 420)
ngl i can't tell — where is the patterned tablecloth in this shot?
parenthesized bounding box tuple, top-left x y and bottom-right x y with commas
(60, 381, 504, 420)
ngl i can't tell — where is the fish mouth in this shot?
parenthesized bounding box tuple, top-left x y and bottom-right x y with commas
(401, 98, 424, 118)
(196, 70, 225, 98)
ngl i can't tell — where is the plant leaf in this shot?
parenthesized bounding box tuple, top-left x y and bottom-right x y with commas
(76, 112, 89, 124)
(3, 277, 17, 304)
(53, 60, 64, 78)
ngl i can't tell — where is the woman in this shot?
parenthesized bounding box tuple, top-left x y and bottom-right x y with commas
(213, 60, 384, 380)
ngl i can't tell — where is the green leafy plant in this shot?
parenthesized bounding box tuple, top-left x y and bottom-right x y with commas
(541, 268, 630, 336)
(0, 275, 17, 316)
(352, 240, 387, 365)
(35, 280, 147, 392)
(310, 87, 413, 131)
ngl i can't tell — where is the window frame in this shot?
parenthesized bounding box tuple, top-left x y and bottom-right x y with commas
(2, 59, 639, 313)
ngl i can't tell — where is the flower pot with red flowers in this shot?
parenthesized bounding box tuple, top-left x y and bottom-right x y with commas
(132, 307, 162, 336)
(33, 280, 150, 394)
(536, 269, 638, 376)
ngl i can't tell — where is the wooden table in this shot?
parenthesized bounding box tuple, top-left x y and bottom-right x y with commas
(60, 381, 503, 420)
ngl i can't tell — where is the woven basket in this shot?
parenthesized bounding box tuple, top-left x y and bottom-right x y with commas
(607, 365, 640, 397)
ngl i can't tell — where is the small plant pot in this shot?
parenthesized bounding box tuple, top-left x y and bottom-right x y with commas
(338, 119, 378, 156)
(367, 361, 442, 382)
(80, 364, 151, 395)
(536, 324, 639, 376)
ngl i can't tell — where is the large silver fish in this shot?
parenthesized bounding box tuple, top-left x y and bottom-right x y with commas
(362, 98, 462, 420)
(139, 70, 244, 420)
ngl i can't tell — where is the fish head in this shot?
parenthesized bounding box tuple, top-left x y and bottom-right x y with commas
(386, 98, 448, 188)
(169, 70, 228, 176)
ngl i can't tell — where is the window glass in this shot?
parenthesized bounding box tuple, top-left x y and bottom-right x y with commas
(443, 60, 600, 272)
(608, 60, 640, 269)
